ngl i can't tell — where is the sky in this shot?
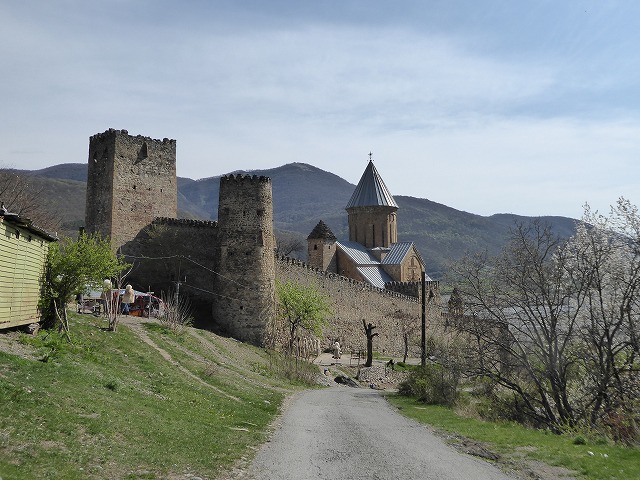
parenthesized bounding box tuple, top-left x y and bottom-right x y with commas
(1, 0, 639, 219)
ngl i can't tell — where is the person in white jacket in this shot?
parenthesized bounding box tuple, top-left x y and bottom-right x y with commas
(121, 284, 135, 315)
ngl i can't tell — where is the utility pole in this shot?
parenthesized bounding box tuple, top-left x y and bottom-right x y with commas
(421, 270, 426, 367)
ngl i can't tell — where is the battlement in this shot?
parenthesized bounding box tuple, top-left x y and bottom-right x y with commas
(90, 128, 176, 145)
(152, 217, 218, 229)
(220, 174, 271, 184)
(276, 254, 420, 304)
(385, 280, 439, 300)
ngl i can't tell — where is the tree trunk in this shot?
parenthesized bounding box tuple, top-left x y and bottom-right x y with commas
(403, 332, 409, 363)
(363, 320, 379, 367)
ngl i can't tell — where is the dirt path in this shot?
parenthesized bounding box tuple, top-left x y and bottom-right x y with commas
(121, 317, 242, 402)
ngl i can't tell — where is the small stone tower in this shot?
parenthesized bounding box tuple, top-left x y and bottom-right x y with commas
(85, 129, 177, 250)
(213, 174, 275, 346)
(307, 220, 337, 272)
(346, 159, 398, 248)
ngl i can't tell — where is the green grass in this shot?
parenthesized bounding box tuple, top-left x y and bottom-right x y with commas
(0, 312, 308, 479)
(387, 395, 640, 480)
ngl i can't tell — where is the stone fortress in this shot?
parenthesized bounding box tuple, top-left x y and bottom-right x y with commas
(85, 129, 442, 356)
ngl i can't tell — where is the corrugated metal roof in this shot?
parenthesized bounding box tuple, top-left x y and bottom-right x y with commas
(382, 241, 413, 265)
(337, 239, 433, 286)
(337, 241, 379, 265)
(346, 160, 398, 209)
(357, 266, 393, 289)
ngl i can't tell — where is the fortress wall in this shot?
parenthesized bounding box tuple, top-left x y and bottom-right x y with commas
(275, 256, 441, 358)
(120, 217, 219, 325)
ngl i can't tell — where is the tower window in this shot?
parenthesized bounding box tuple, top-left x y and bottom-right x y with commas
(138, 142, 149, 160)
(314, 244, 318, 250)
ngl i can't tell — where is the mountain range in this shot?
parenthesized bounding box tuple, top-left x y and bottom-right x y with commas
(18, 162, 579, 280)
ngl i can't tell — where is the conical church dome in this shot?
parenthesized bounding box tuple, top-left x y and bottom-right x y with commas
(346, 160, 398, 209)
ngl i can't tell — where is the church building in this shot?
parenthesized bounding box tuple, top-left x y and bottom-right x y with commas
(307, 158, 431, 289)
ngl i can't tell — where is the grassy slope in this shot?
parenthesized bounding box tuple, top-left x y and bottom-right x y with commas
(388, 396, 640, 480)
(0, 313, 309, 480)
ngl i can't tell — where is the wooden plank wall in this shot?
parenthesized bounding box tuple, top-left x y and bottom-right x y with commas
(0, 219, 51, 328)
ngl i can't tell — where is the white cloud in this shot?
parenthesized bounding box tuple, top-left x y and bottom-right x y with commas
(1, 1, 640, 220)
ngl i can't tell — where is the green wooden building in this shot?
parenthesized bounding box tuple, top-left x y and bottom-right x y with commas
(0, 211, 57, 329)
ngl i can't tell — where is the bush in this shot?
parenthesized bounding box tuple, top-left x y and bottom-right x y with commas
(265, 351, 319, 386)
(398, 363, 459, 406)
(158, 292, 193, 334)
(474, 390, 530, 424)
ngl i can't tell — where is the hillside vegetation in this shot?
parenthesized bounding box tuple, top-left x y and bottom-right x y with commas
(16, 162, 579, 279)
(0, 313, 315, 479)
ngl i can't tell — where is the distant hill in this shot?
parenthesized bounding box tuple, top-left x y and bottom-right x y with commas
(28, 163, 88, 182)
(8, 162, 579, 280)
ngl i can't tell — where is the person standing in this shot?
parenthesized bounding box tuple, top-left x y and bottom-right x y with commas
(121, 284, 135, 315)
(332, 340, 341, 359)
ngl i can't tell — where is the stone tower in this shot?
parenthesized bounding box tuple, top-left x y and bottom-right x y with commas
(85, 129, 177, 250)
(213, 174, 275, 346)
(346, 159, 398, 249)
(307, 220, 337, 272)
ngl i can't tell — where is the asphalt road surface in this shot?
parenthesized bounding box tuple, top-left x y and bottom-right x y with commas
(247, 387, 514, 480)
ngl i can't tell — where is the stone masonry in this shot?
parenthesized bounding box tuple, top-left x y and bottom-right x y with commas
(212, 174, 276, 345)
(85, 129, 177, 250)
(84, 129, 443, 354)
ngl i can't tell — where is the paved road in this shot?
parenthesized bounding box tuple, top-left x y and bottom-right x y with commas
(247, 387, 514, 480)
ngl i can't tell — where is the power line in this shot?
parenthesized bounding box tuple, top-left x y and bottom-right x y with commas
(181, 282, 245, 303)
(121, 253, 251, 290)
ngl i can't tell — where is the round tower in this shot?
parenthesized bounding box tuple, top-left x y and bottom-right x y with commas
(213, 174, 275, 346)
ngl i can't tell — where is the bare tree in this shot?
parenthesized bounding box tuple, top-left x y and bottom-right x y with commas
(159, 290, 193, 334)
(104, 264, 134, 332)
(0, 168, 61, 233)
(394, 309, 417, 363)
(565, 199, 640, 438)
(450, 221, 590, 430)
(363, 319, 379, 367)
(275, 231, 305, 259)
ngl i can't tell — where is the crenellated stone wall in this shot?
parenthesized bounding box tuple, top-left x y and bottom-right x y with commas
(274, 255, 441, 357)
(84, 129, 443, 355)
(120, 217, 219, 325)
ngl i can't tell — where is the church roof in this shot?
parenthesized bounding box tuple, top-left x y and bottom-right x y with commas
(346, 160, 398, 209)
(336, 240, 379, 265)
(357, 266, 393, 289)
(307, 220, 337, 241)
(382, 242, 415, 265)
(336, 240, 432, 285)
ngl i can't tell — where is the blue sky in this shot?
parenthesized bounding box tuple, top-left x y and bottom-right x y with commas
(1, 1, 639, 219)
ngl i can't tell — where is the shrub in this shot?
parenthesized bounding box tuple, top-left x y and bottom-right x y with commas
(265, 350, 319, 386)
(398, 363, 459, 407)
(158, 292, 193, 334)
